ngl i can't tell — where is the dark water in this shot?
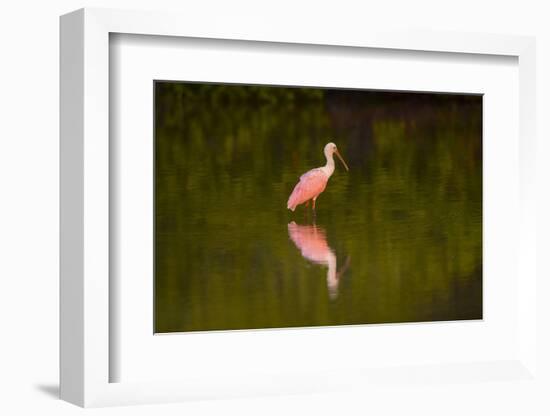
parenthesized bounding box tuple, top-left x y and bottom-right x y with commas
(154, 83, 482, 333)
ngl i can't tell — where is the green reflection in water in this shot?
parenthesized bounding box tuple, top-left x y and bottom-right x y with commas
(154, 83, 482, 333)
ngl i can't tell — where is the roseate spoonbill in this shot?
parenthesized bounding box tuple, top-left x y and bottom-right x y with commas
(287, 142, 349, 212)
(287, 221, 350, 299)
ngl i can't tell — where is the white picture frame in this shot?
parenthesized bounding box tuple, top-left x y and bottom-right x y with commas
(60, 7, 538, 408)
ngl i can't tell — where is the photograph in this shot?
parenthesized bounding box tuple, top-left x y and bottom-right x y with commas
(154, 81, 483, 333)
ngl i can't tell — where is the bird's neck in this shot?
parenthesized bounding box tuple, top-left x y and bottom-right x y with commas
(320, 153, 335, 177)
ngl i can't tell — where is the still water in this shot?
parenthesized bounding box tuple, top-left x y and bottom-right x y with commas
(154, 84, 482, 333)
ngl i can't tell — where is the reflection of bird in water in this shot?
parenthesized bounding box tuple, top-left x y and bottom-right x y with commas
(287, 142, 349, 213)
(287, 221, 350, 299)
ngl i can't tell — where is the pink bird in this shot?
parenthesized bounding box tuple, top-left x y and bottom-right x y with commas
(287, 142, 349, 212)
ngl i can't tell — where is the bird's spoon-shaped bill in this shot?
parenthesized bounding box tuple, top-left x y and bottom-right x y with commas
(335, 149, 349, 171)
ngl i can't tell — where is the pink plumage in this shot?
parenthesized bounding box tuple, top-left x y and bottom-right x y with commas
(287, 169, 329, 211)
(287, 142, 349, 212)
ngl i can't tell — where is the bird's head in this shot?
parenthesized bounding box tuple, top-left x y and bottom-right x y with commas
(324, 142, 349, 171)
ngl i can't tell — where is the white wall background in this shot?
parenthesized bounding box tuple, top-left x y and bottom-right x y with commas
(1, 0, 548, 415)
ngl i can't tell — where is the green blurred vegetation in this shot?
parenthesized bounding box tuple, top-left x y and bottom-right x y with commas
(155, 82, 325, 112)
(154, 82, 482, 332)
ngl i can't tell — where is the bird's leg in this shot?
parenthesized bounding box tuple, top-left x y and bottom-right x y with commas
(312, 198, 317, 218)
(305, 200, 309, 208)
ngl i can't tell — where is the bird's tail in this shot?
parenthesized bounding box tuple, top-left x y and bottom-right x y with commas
(287, 197, 297, 211)
(287, 185, 300, 211)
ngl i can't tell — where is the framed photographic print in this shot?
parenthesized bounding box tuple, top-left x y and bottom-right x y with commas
(60, 8, 539, 408)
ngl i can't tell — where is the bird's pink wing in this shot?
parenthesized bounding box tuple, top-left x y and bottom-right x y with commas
(287, 168, 328, 210)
